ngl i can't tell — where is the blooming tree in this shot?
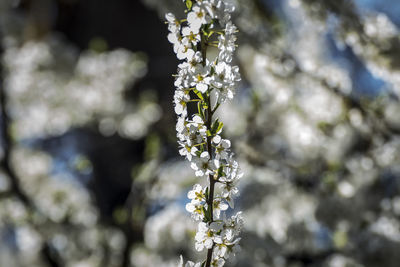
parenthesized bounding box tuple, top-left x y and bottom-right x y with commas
(166, 0, 243, 266)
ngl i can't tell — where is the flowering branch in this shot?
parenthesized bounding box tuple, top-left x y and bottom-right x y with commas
(201, 29, 217, 267)
(166, 1, 243, 266)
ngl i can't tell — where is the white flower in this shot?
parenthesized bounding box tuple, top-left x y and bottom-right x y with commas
(203, 1, 222, 19)
(222, 154, 242, 182)
(167, 31, 181, 48)
(214, 242, 228, 258)
(182, 26, 201, 46)
(188, 5, 211, 31)
(178, 141, 198, 161)
(212, 135, 221, 144)
(191, 64, 212, 93)
(217, 29, 236, 63)
(191, 151, 218, 177)
(179, 256, 201, 267)
(185, 202, 205, 221)
(177, 42, 195, 60)
(186, 262, 201, 267)
(212, 61, 231, 89)
(215, 237, 241, 261)
(231, 65, 241, 82)
(219, 2, 234, 25)
(211, 257, 225, 267)
(174, 89, 190, 116)
(189, 115, 207, 136)
(213, 198, 229, 218)
(224, 212, 243, 237)
(179, 115, 207, 147)
(174, 67, 191, 89)
(179, 116, 206, 146)
(211, 61, 241, 103)
(213, 135, 231, 159)
(179, 50, 203, 72)
(176, 115, 185, 131)
(188, 184, 205, 204)
(224, 21, 237, 35)
(212, 219, 242, 259)
(166, 13, 181, 33)
(219, 179, 239, 208)
(195, 222, 220, 251)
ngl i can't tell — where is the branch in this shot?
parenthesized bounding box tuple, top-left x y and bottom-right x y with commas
(202, 31, 216, 267)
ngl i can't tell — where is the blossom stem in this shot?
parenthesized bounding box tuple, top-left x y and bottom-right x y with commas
(202, 31, 216, 267)
(205, 243, 215, 267)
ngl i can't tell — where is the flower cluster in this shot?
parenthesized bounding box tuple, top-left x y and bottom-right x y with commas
(166, 0, 243, 266)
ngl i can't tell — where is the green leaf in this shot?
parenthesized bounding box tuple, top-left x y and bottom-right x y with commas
(216, 121, 224, 134)
(210, 119, 219, 134)
(210, 119, 224, 135)
(202, 205, 207, 215)
(186, 0, 193, 10)
(203, 206, 211, 222)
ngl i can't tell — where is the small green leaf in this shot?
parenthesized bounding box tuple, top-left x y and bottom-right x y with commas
(200, 143, 205, 152)
(186, 0, 193, 10)
(216, 122, 224, 134)
(203, 206, 211, 222)
(202, 206, 208, 217)
(210, 119, 220, 134)
(210, 119, 224, 135)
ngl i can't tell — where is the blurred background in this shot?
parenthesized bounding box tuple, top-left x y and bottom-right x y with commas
(0, 0, 400, 266)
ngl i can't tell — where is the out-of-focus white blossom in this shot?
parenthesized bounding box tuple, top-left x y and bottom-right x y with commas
(145, 205, 195, 252)
(3, 38, 152, 140)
